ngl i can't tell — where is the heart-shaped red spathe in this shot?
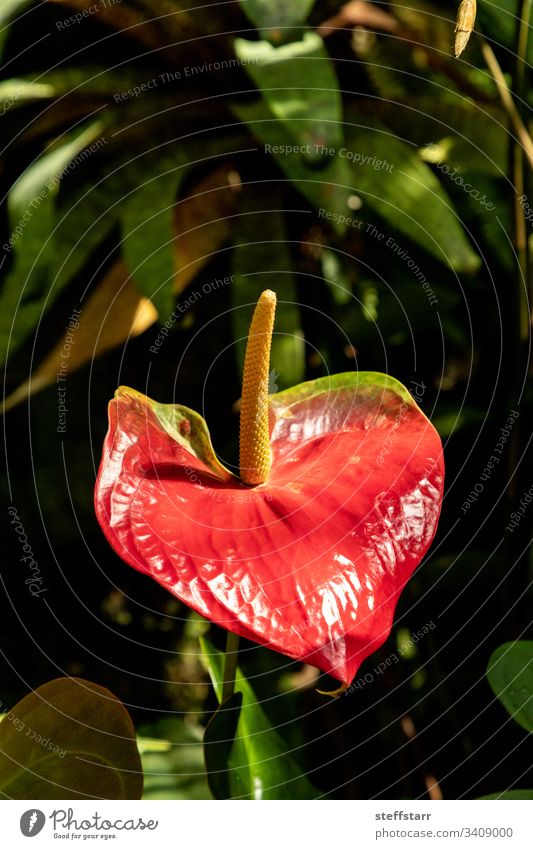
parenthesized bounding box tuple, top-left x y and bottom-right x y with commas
(95, 372, 444, 685)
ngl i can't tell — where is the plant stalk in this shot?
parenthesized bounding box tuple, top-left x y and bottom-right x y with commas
(480, 39, 533, 173)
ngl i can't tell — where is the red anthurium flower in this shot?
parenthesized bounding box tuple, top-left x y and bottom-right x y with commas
(95, 291, 444, 686)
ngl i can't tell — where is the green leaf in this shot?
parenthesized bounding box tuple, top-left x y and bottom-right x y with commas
(0, 121, 105, 366)
(200, 637, 319, 800)
(479, 790, 533, 800)
(0, 678, 142, 799)
(359, 99, 507, 178)
(233, 98, 353, 233)
(343, 123, 480, 273)
(50, 169, 120, 289)
(0, 79, 54, 113)
(121, 158, 186, 316)
(487, 641, 533, 734)
(239, 0, 316, 40)
(235, 32, 343, 161)
(231, 195, 305, 389)
(52, 148, 185, 294)
(0, 139, 188, 365)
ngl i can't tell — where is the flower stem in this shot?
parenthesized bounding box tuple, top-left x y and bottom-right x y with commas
(480, 39, 533, 172)
(221, 630, 240, 703)
(513, 0, 532, 336)
(239, 289, 277, 486)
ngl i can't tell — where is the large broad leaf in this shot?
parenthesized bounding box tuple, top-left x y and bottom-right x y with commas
(0, 122, 109, 366)
(237, 94, 478, 271)
(231, 192, 304, 389)
(52, 148, 187, 295)
(201, 638, 318, 799)
(121, 157, 187, 316)
(233, 98, 353, 234)
(94, 372, 444, 684)
(2, 166, 239, 411)
(0, 678, 142, 799)
(0, 142, 187, 366)
(0, 131, 245, 368)
(342, 122, 480, 273)
(239, 0, 316, 40)
(235, 32, 343, 160)
(487, 641, 533, 734)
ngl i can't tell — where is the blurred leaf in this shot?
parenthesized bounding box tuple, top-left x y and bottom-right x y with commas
(420, 129, 506, 179)
(235, 32, 343, 160)
(121, 157, 186, 316)
(139, 717, 211, 800)
(11, 65, 164, 99)
(432, 406, 484, 438)
(239, 0, 316, 40)
(2, 165, 241, 410)
(321, 248, 353, 304)
(52, 148, 184, 293)
(343, 123, 480, 273)
(2, 261, 157, 412)
(478, 0, 533, 64)
(233, 98, 352, 233)
(354, 277, 454, 345)
(0, 79, 54, 112)
(200, 637, 318, 800)
(0, 141, 205, 366)
(364, 99, 507, 178)
(0, 678, 142, 799)
(231, 193, 304, 389)
(137, 737, 172, 755)
(363, 42, 409, 102)
(0, 121, 105, 366)
(487, 641, 533, 734)
(360, 279, 379, 322)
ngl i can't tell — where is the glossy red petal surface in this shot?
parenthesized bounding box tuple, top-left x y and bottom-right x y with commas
(95, 374, 444, 684)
